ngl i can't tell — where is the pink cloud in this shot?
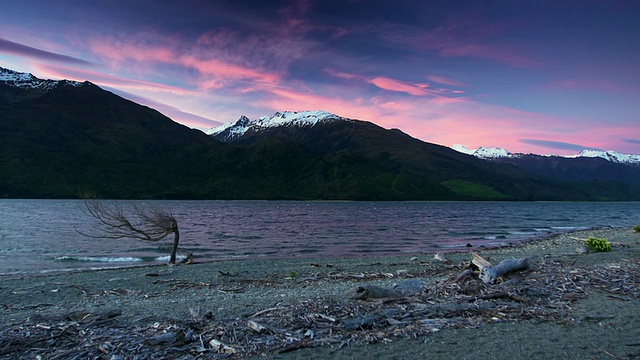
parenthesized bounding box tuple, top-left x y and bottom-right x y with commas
(179, 55, 282, 89)
(33, 63, 192, 94)
(325, 69, 465, 99)
(368, 77, 431, 96)
(324, 68, 361, 81)
(260, 87, 382, 122)
(86, 32, 184, 74)
(87, 34, 285, 93)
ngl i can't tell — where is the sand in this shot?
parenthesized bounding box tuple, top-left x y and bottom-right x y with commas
(1, 227, 639, 359)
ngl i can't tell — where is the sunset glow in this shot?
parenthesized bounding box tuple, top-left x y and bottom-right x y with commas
(1, 1, 638, 155)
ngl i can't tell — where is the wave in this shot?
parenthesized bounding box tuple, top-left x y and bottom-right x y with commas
(55, 254, 190, 263)
(550, 226, 591, 231)
(55, 256, 144, 263)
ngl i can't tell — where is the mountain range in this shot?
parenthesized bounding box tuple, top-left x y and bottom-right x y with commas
(1, 67, 639, 200)
(452, 144, 640, 165)
(452, 144, 640, 187)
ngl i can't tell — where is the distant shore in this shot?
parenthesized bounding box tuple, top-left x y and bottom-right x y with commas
(1, 227, 639, 359)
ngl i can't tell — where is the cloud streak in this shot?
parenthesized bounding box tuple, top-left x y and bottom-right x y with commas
(519, 139, 602, 152)
(0, 38, 93, 66)
(368, 77, 431, 96)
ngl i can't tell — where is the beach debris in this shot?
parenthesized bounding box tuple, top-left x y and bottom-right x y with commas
(576, 244, 590, 254)
(209, 338, 237, 353)
(472, 253, 529, 284)
(350, 285, 403, 300)
(218, 270, 239, 277)
(349, 279, 425, 301)
(247, 320, 268, 333)
(2, 246, 638, 359)
(455, 268, 475, 281)
(434, 253, 451, 263)
(393, 279, 425, 295)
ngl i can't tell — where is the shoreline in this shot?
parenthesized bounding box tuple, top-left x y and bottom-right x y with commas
(0, 224, 622, 279)
(1, 227, 639, 359)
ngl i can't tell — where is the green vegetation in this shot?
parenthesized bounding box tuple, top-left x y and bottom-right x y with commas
(584, 237, 612, 252)
(440, 180, 510, 200)
(633, 225, 640, 233)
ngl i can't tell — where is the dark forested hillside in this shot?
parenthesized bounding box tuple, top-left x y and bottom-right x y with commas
(1, 72, 637, 200)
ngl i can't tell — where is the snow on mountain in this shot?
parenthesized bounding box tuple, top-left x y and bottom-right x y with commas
(473, 147, 514, 159)
(0, 67, 84, 90)
(453, 144, 640, 165)
(566, 150, 640, 164)
(452, 145, 515, 159)
(451, 144, 474, 155)
(207, 110, 347, 140)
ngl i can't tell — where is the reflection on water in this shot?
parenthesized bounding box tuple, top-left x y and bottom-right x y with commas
(0, 200, 638, 274)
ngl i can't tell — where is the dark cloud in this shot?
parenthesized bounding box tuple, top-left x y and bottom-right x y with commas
(519, 139, 601, 152)
(0, 38, 93, 66)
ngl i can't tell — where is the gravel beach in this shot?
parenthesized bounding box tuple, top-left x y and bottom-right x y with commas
(1, 227, 639, 359)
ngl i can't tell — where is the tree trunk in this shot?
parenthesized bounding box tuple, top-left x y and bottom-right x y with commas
(169, 228, 180, 264)
(480, 258, 529, 284)
(472, 253, 529, 284)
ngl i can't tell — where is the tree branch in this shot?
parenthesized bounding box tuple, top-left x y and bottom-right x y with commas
(77, 197, 182, 264)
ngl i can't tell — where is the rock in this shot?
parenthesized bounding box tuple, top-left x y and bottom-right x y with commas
(576, 244, 589, 254)
(349, 285, 402, 300)
(343, 309, 400, 330)
(393, 279, 425, 296)
(434, 253, 447, 262)
(146, 332, 178, 346)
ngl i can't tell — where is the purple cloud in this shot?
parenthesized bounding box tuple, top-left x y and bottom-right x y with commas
(520, 139, 602, 152)
(0, 38, 93, 66)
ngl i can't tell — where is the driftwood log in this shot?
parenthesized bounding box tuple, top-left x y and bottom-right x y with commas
(472, 253, 529, 284)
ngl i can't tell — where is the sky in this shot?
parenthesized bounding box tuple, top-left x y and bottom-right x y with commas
(1, 0, 639, 155)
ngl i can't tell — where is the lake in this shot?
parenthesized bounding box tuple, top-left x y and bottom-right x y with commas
(1, 200, 638, 275)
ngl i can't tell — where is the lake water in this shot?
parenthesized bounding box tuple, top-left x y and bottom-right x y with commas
(1, 200, 638, 275)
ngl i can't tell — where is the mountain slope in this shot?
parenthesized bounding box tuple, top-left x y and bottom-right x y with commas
(2, 68, 637, 201)
(208, 111, 600, 200)
(0, 71, 219, 198)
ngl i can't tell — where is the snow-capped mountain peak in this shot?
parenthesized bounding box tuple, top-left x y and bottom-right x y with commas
(567, 149, 640, 164)
(207, 110, 347, 141)
(453, 144, 640, 165)
(452, 144, 514, 159)
(473, 147, 513, 159)
(451, 144, 474, 155)
(0, 67, 84, 90)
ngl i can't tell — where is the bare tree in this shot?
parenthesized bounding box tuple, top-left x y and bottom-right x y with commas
(78, 198, 185, 264)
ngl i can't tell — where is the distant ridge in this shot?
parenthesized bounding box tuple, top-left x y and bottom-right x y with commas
(453, 144, 640, 165)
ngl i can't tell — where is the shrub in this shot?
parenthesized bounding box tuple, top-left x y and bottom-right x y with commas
(584, 237, 612, 252)
(633, 224, 640, 233)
